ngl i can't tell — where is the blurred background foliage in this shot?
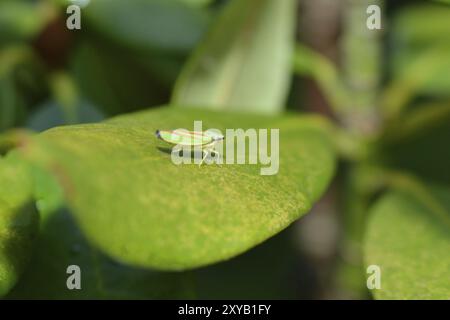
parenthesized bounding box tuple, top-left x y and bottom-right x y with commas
(0, 0, 213, 132)
(0, 0, 449, 299)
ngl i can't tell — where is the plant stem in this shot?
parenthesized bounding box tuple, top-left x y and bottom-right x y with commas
(341, 0, 384, 135)
(335, 0, 385, 298)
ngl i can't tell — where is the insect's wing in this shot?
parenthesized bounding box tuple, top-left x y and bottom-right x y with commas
(188, 131, 214, 145)
(157, 130, 212, 146)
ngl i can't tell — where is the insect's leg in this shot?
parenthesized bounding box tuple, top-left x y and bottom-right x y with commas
(211, 149, 222, 166)
(200, 149, 209, 166)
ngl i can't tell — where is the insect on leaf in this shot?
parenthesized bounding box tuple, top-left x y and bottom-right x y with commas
(15, 106, 336, 271)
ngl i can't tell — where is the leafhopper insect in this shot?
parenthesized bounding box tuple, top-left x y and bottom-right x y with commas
(155, 129, 224, 166)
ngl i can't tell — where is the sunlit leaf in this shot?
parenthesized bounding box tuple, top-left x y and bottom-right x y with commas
(16, 106, 336, 270)
(172, 0, 296, 114)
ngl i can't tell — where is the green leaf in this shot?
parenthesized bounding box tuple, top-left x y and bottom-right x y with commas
(432, 0, 450, 6)
(7, 208, 194, 299)
(0, 46, 47, 132)
(84, 0, 209, 54)
(17, 106, 336, 270)
(178, 0, 213, 8)
(388, 4, 450, 100)
(383, 46, 450, 120)
(364, 184, 450, 299)
(71, 40, 171, 115)
(0, 75, 24, 132)
(172, 0, 296, 114)
(0, 1, 51, 45)
(392, 4, 450, 47)
(1, 143, 189, 299)
(0, 154, 38, 297)
(378, 103, 450, 184)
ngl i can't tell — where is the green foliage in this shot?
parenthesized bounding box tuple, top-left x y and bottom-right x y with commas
(293, 45, 351, 116)
(71, 40, 172, 115)
(379, 103, 450, 184)
(16, 106, 336, 270)
(178, 0, 214, 7)
(433, 0, 450, 4)
(0, 1, 50, 45)
(0, 154, 38, 296)
(7, 208, 193, 299)
(382, 47, 450, 120)
(84, 0, 209, 54)
(27, 99, 104, 132)
(0, 75, 25, 131)
(365, 184, 450, 299)
(0, 46, 46, 132)
(172, 0, 296, 113)
(389, 4, 450, 99)
(194, 225, 299, 299)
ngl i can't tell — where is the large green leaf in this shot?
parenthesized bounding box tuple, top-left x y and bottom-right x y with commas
(84, 0, 209, 54)
(1, 148, 190, 299)
(389, 4, 450, 97)
(0, 154, 38, 296)
(172, 0, 296, 114)
(7, 208, 193, 299)
(364, 185, 450, 299)
(16, 106, 336, 270)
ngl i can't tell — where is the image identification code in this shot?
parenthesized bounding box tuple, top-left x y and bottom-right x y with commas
(178, 304, 271, 318)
